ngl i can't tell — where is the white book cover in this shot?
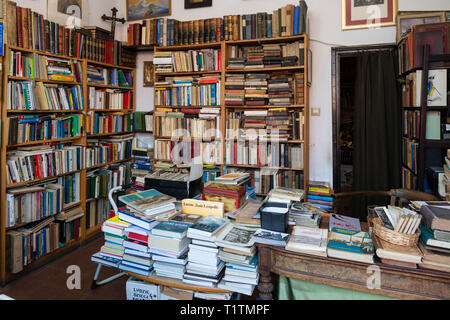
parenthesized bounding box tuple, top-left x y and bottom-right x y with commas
(285, 226, 328, 253)
(416, 69, 448, 107)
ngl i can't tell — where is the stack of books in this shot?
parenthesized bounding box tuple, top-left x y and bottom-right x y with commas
(119, 189, 178, 220)
(120, 225, 154, 277)
(252, 228, 290, 246)
(307, 181, 334, 213)
(265, 108, 291, 141)
(294, 72, 305, 105)
(153, 52, 173, 73)
(215, 224, 259, 296)
(268, 73, 293, 106)
(87, 66, 107, 85)
(285, 226, 328, 257)
(85, 133, 133, 167)
(418, 204, 450, 272)
(228, 58, 245, 70)
(245, 73, 268, 106)
(46, 57, 79, 82)
(242, 110, 267, 140)
(289, 202, 322, 228)
(327, 226, 374, 264)
(245, 47, 265, 69)
(202, 181, 247, 213)
(262, 44, 282, 67)
(183, 216, 229, 288)
(97, 216, 130, 267)
(225, 74, 245, 106)
(148, 221, 191, 279)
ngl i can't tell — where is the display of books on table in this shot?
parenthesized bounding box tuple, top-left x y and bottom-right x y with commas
(326, 228, 374, 264)
(285, 226, 328, 257)
(119, 189, 177, 218)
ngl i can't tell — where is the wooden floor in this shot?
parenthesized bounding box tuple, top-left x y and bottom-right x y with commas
(0, 235, 127, 300)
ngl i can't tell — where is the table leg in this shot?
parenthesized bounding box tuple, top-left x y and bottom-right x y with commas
(258, 247, 274, 300)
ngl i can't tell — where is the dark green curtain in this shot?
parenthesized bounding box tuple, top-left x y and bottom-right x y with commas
(352, 49, 402, 220)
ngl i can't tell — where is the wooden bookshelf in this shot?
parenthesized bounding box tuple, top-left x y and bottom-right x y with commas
(0, 44, 137, 285)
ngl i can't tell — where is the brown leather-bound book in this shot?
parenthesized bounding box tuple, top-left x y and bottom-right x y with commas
(6, 1, 17, 46)
(216, 17, 222, 43)
(205, 18, 211, 42)
(40, 14, 45, 51)
(21, 7, 28, 49)
(27, 8, 33, 49)
(188, 20, 194, 45)
(193, 20, 199, 44)
(153, 20, 158, 45)
(210, 18, 216, 42)
(222, 16, 228, 41)
(281, 6, 287, 37)
(256, 13, 263, 39)
(232, 15, 239, 41)
(272, 9, 278, 38)
(250, 14, 256, 40)
(59, 25, 64, 55)
(197, 19, 203, 44)
(16, 5, 23, 47)
(182, 21, 187, 45)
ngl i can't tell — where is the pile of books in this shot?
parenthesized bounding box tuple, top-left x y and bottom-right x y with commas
(154, 52, 173, 73)
(307, 181, 334, 213)
(243, 110, 267, 136)
(46, 57, 79, 82)
(216, 224, 259, 296)
(245, 47, 265, 69)
(262, 44, 282, 67)
(289, 202, 322, 228)
(293, 72, 305, 105)
(285, 226, 328, 257)
(228, 58, 246, 70)
(225, 74, 245, 106)
(245, 73, 268, 106)
(149, 221, 191, 280)
(268, 73, 293, 106)
(265, 108, 291, 141)
(418, 204, 450, 272)
(183, 216, 229, 287)
(203, 181, 248, 213)
(85, 134, 133, 168)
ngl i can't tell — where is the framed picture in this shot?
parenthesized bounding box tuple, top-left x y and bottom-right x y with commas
(396, 11, 446, 42)
(342, 0, 397, 30)
(127, 0, 171, 22)
(307, 48, 312, 86)
(47, 0, 88, 27)
(446, 12, 450, 22)
(185, 0, 212, 9)
(143, 61, 154, 87)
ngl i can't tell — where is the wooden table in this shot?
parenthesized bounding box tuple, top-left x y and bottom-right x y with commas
(256, 243, 450, 300)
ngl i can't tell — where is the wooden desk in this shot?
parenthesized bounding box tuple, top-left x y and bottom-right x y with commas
(256, 243, 450, 300)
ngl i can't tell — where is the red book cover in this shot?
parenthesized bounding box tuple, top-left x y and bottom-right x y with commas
(105, 40, 113, 64)
(16, 6, 23, 48)
(181, 108, 201, 114)
(127, 232, 148, 243)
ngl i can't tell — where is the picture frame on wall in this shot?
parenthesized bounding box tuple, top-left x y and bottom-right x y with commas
(185, 0, 213, 10)
(127, 0, 171, 22)
(342, 0, 398, 30)
(446, 12, 450, 22)
(396, 12, 446, 42)
(47, 0, 88, 27)
(143, 61, 154, 87)
(307, 48, 312, 86)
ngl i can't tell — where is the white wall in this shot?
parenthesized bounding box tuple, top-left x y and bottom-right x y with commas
(19, 0, 450, 186)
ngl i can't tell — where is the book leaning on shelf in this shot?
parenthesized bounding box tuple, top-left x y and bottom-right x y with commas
(7, 81, 84, 111)
(7, 115, 83, 145)
(6, 145, 86, 185)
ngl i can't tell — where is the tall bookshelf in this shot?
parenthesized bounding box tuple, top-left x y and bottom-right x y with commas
(0, 45, 136, 284)
(151, 34, 310, 196)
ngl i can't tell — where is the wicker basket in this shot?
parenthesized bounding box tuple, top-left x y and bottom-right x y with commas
(371, 216, 421, 247)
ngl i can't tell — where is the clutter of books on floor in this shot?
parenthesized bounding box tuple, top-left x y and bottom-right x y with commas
(91, 173, 450, 300)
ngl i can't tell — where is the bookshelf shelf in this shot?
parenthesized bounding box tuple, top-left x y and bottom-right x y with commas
(6, 136, 83, 149)
(225, 104, 305, 109)
(7, 110, 83, 114)
(87, 83, 134, 90)
(226, 66, 304, 73)
(225, 34, 306, 45)
(1, 42, 137, 284)
(225, 164, 304, 171)
(7, 76, 83, 86)
(87, 158, 134, 170)
(154, 105, 221, 109)
(155, 70, 222, 76)
(155, 42, 222, 51)
(6, 169, 84, 189)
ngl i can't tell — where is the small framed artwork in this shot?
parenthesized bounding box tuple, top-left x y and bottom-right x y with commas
(127, 0, 171, 22)
(342, 0, 398, 30)
(396, 12, 446, 42)
(143, 61, 154, 87)
(47, 0, 88, 27)
(185, 0, 212, 9)
(446, 12, 450, 22)
(307, 48, 312, 86)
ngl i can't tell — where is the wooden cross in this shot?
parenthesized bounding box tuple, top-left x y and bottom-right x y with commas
(102, 7, 126, 41)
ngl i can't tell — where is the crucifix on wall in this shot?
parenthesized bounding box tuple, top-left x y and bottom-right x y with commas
(102, 7, 126, 41)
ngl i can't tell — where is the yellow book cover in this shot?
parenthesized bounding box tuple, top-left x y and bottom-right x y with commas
(182, 199, 224, 218)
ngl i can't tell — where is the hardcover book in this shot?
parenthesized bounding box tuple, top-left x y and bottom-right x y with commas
(327, 228, 374, 264)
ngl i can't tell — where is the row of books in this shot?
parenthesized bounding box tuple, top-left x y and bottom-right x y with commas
(225, 141, 304, 169)
(87, 88, 133, 111)
(225, 72, 304, 107)
(402, 70, 448, 107)
(227, 42, 304, 69)
(7, 115, 83, 145)
(133, 112, 153, 132)
(6, 145, 85, 185)
(402, 166, 418, 190)
(8, 51, 83, 83)
(85, 134, 133, 168)
(86, 198, 111, 231)
(154, 109, 221, 139)
(7, 81, 84, 111)
(154, 139, 221, 165)
(154, 49, 222, 73)
(402, 138, 419, 174)
(403, 110, 421, 139)
(6, 207, 84, 273)
(226, 109, 305, 141)
(87, 113, 133, 136)
(126, 2, 307, 46)
(154, 76, 221, 107)
(86, 163, 132, 201)
(87, 66, 133, 87)
(5, 1, 136, 66)
(131, 152, 154, 192)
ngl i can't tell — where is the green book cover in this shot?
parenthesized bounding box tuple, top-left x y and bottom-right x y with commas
(426, 111, 441, 140)
(118, 70, 129, 87)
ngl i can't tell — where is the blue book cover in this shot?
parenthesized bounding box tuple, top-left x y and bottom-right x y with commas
(119, 263, 153, 277)
(294, 6, 300, 35)
(327, 228, 374, 255)
(151, 221, 192, 238)
(189, 216, 228, 235)
(307, 194, 334, 202)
